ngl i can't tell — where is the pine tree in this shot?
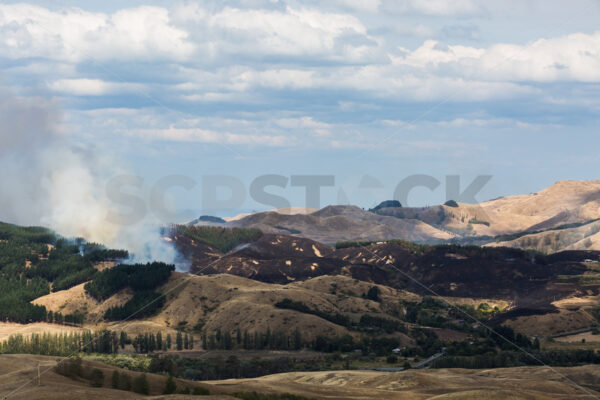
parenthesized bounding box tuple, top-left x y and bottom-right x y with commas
(176, 331, 183, 351)
(119, 331, 128, 349)
(166, 334, 172, 349)
(223, 331, 232, 350)
(243, 330, 250, 350)
(156, 332, 163, 351)
(294, 327, 302, 350)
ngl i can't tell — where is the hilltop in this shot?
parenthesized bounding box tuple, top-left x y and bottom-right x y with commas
(191, 180, 600, 253)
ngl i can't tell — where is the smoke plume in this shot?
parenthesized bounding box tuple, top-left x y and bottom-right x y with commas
(0, 86, 182, 267)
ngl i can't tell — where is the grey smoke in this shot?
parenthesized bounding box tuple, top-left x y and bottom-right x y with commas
(0, 86, 183, 268)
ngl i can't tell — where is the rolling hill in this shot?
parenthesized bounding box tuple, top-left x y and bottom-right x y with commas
(192, 180, 600, 253)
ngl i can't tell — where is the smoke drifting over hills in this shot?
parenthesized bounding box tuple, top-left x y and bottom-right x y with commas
(0, 86, 181, 267)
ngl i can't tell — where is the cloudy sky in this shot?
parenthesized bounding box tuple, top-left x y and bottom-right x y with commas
(1, 0, 600, 217)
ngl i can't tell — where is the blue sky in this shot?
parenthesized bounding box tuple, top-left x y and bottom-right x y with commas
(1, 0, 600, 218)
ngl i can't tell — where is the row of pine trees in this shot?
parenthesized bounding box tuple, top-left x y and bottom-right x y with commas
(0, 327, 304, 356)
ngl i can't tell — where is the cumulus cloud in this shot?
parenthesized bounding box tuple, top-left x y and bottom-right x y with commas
(2, 1, 600, 156)
(0, 4, 194, 62)
(48, 79, 144, 96)
(206, 6, 383, 63)
(396, 33, 600, 82)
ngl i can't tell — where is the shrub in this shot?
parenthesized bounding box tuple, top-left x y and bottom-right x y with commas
(119, 373, 132, 391)
(89, 368, 104, 387)
(132, 373, 150, 395)
(193, 386, 211, 395)
(164, 375, 177, 394)
(365, 286, 381, 302)
(468, 218, 490, 227)
(111, 370, 120, 388)
(54, 357, 83, 378)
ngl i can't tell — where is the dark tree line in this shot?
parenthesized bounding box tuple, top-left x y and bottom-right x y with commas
(132, 331, 194, 353)
(84, 262, 174, 300)
(1, 330, 125, 356)
(104, 291, 165, 320)
(0, 222, 128, 324)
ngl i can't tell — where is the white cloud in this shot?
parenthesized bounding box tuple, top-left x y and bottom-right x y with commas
(48, 78, 144, 96)
(382, 0, 485, 16)
(275, 116, 332, 136)
(395, 32, 600, 82)
(208, 6, 381, 62)
(0, 4, 194, 62)
(135, 127, 289, 147)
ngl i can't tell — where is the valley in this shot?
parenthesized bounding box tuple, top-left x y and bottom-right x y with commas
(2, 181, 600, 398)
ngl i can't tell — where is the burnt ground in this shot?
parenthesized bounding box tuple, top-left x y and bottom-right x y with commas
(173, 233, 599, 310)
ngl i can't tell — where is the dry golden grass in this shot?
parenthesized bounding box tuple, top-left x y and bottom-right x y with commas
(0, 322, 84, 341)
(152, 272, 384, 341)
(0, 354, 222, 400)
(504, 308, 597, 337)
(1, 354, 599, 399)
(27, 273, 415, 342)
(204, 365, 600, 399)
(447, 180, 600, 238)
(32, 283, 133, 324)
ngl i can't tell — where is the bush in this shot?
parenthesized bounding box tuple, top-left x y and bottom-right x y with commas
(111, 370, 120, 388)
(386, 355, 398, 364)
(193, 386, 211, 395)
(132, 373, 150, 395)
(444, 200, 459, 207)
(164, 375, 177, 394)
(119, 373, 132, 391)
(365, 286, 381, 302)
(89, 368, 104, 387)
(54, 357, 82, 378)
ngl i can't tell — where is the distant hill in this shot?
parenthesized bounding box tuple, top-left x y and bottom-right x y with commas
(193, 180, 600, 253)
(215, 205, 455, 244)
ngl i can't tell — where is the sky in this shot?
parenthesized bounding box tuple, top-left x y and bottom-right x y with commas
(1, 0, 600, 220)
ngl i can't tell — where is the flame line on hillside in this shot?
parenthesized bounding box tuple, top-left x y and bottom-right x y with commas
(357, 242, 600, 399)
(1, 254, 225, 400)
